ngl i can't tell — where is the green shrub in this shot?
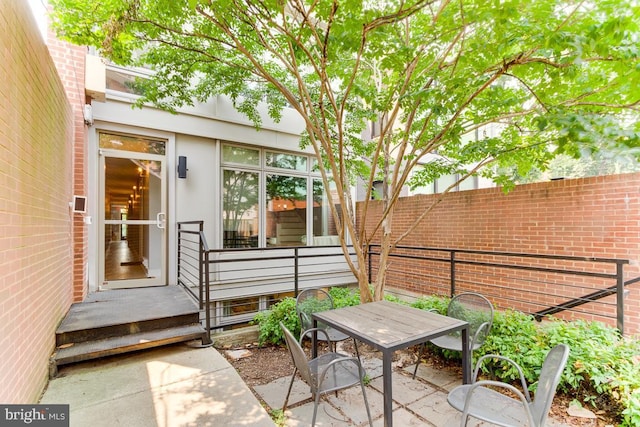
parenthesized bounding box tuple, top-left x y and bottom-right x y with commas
(410, 295, 449, 314)
(328, 287, 362, 307)
(479, 310, 546, 384)
(601, 337, 640, 426)
(251, 297, 299, 345)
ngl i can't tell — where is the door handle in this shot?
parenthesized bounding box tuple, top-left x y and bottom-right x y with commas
(156, 212, 166, 229)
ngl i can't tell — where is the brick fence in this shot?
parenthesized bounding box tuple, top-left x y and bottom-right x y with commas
(45, 5, 88, 302)
(357, 173, 640, 335)
(0, 2, 74, 403)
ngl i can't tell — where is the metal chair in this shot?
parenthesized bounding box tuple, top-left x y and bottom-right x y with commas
(296, 288, 360, 358)
(280, 322, 373, 427)
(413, 292, 494, 379)
(447, 344, 570, 427)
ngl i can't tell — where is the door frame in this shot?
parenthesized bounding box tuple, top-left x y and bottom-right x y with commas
(85, 123, 177, 293)
(99, 148, 167, 289)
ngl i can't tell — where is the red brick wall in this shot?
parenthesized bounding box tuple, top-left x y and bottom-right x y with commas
(358, 173, 640, 335)
(0, 1, 74, 403)
(45, 11, 88, 302)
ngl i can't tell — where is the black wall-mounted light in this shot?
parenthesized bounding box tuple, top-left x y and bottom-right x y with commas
(178, 156, 188, 179)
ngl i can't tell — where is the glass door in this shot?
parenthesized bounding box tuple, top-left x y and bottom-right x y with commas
(99, 148, 166, 289)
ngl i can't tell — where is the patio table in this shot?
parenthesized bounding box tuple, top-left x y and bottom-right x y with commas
(312, 300, 470, 427)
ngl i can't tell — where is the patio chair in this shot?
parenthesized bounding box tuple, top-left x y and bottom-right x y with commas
(447, 343, 570, 427)
(413, 292, 494, 379)
(280, 322, 373, 427)
(296, 288, 360, 358)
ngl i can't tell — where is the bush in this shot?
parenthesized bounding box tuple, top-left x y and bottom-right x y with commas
(410, 294, 450, 314)
(251, 297, 299, 345)
(328, 286, 362, 307)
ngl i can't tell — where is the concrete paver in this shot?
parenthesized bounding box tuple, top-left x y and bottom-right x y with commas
(254, 357, 577, 427)
(39, 342, 577, 427)
(40, 343, 275, 427)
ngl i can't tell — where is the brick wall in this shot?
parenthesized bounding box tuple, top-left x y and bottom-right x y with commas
(358, 173, 640, 335)
(0, 1, 74, 403)
(45, 9, 88, 302)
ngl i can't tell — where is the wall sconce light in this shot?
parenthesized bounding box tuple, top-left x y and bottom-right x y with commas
(70, 195, 87, 213)
(178, 156, 188, 179)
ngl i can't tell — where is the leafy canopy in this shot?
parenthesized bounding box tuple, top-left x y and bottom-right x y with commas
(51, 0, 640, 300)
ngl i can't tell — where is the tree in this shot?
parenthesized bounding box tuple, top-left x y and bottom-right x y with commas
(51, 0, 640, 302)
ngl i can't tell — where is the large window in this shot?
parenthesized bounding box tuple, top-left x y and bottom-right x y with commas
(221, 144, 340, 248)
(312, 178, 341, 246)
(266, 174, 307, 246)
(222, 170, 259, 248)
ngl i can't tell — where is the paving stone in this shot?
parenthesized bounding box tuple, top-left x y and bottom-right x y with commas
(255, 357, 576, 427)
(369, 371, 437, 406)
(371, 408, 426, 427)
(326, 384, 387, 425)
(406, 363, 462, 391)
(224, 349, 252, 360)
(254, 375, 309, 410)
(284, 399, 349, 427)
(407, 390, 462, 426)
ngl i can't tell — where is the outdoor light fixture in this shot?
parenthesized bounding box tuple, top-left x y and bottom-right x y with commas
(178, 156, 188, 178)
(71, 195, 87, 213)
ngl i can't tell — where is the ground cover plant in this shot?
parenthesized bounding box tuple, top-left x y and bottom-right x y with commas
(252, 287, 640, 426)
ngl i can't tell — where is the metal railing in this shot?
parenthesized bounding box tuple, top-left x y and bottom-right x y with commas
(177, 221, 356, 330)
(176, 221, 212, 344)
(368, 244, 633, 335)
(178, 221, 637, 335)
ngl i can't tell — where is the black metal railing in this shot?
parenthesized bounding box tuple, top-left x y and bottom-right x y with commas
(368, 244, 632, 334)
(177, 221, 356, 330)
(178, 221, 636, 335)
(177, 221, 211, 344)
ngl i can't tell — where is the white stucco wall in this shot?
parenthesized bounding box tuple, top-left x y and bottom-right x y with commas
(88, 92, 309, 288)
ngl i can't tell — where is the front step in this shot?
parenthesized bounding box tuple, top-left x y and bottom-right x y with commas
(52, 324, 206, 367)
(51, 287, 208, 377)
(55, 312, 200, 346)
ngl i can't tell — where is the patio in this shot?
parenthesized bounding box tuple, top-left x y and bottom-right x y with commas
(41, 341, 581, 426)
(239, 340, 582, 427)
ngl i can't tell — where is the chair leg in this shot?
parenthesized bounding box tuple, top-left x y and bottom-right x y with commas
(359, 380, 373, 426)
(353, 338, 360, 360)
(460, 412, 470, 427)
(282, 368, 298, 411)
(312, 390, 322, 427)
(412, 343, 425, 379)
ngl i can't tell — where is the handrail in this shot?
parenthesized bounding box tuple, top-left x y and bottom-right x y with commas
(626, 276, 640, 286)
(179, 223, 635, 335)
(367, 244, 631, 335)
(200, 230, 212, 344)
(177, 221, 211, 345)
(178, 221, 356, 330)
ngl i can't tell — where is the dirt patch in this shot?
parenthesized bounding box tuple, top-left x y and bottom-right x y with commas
(223, 344, 294, 387)
(220, 343, 619, 426)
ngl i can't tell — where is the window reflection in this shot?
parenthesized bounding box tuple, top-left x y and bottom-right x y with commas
(223, 170, 259, 248)
(266, 151, 307, 171)
(266, 174, 307, 247)
(312, 178, 341, 246)
(105, 68, 147, 96)
(220, 144, 342, 248)
(99, 132, 165, 155)
(223, 144, 260, 166)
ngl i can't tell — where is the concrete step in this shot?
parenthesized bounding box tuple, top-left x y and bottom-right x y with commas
(56, 312, 200, 346)
(51, 323, 207, 371)
(50, 287, 209, 377)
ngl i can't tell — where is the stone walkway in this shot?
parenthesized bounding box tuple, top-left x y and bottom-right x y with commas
(251, 347, 577, 427)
